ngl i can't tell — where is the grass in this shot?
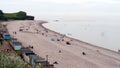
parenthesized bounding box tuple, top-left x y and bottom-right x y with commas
(4, 13, 17, 19)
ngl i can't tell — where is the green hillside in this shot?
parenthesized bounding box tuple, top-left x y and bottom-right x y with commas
(0, 10, 34, 21)
(4, 13, 17, 19)
(4, 13, 17, 18)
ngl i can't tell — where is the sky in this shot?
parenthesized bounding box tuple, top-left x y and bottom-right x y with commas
(0, 0, 120, 19)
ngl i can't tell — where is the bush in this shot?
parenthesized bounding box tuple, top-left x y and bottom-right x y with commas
(0, 52, 27, 68)
(26, 16, 34, 20)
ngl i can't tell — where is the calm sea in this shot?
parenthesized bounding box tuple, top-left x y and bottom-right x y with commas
(43, 16, 120, 51)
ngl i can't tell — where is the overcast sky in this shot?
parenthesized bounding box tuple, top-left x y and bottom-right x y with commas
(0, 0, 120, 19)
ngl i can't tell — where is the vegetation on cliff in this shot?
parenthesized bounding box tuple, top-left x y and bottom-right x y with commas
(0, 52, 27, 68)
(0, 10, 34, 21)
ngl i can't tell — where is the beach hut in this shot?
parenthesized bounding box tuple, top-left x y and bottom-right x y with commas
(44, 65, 54, 68)
(3, 33, 11, 40)
(29, 55, 54, 68)
(21, 48, 35, 56)
(21, 48, 35, 63)
(10, 39, 22, 50)
(29, 55, 49, 65)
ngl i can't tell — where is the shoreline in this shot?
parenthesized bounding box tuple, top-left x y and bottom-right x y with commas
(40, 20, 120, 62)
(6, 20, 120, 68)
(41, 21, 119, 53)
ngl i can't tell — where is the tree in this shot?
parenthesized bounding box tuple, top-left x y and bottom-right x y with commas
(0, 10, 7, 20)
(0, 10, 3, 15)
(0, 10, 3, 19)
(16, 11, 27, 20)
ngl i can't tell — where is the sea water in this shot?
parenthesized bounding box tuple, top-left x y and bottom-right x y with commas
(43, 16, 120, 51)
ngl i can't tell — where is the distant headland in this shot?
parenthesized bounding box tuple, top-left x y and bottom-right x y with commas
(0, 10, 34, 21)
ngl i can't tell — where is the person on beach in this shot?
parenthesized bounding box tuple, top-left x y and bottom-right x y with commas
(57, 39, 60, 41)
(42, 33, 44, 35)
(82, 52, 86, 55)
(31, 46, 33, 49)
(26, 29, 28, 30)
(59, 50, 61, 53)
(14, 32, 17, 34)
(53, 61, 58, 64)
(66, 41, 71, 45)
(96, 50, 99, 52)
(36, 29, 39, 33)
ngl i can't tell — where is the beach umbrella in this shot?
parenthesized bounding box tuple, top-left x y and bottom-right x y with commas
(51, 38, 55, 42)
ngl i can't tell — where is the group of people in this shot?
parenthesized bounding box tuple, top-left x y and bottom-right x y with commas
(13, 31, 17, 34)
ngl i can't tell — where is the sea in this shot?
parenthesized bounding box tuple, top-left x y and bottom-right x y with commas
(41, 15, 120, 51)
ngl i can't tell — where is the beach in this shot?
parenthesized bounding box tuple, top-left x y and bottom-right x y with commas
(6, 20, 120, 68)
